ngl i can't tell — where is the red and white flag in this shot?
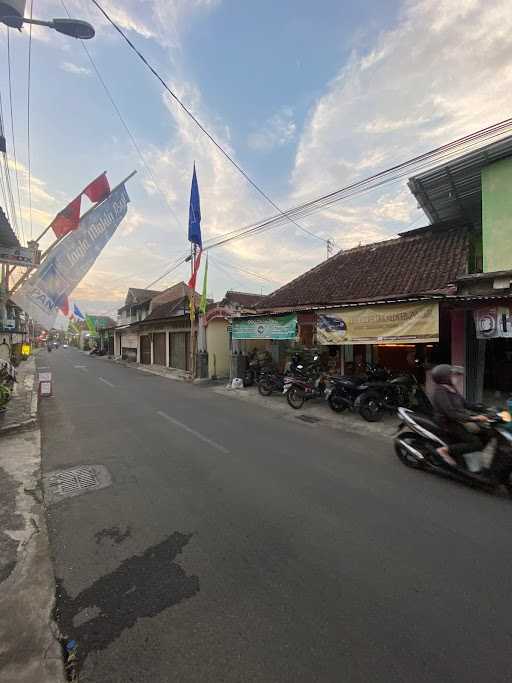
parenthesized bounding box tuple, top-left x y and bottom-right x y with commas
(50, 173, 111, 238)
(83, 172, 110, 203)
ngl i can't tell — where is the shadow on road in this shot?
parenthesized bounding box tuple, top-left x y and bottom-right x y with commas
(55, 531, 200, 669)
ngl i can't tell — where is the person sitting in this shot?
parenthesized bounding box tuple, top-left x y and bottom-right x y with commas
(431, 364, 489, 467)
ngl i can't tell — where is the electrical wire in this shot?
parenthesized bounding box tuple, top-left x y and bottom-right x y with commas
(210, 253, 281, 285)
(89, 0, 327, 246)
(26, 0, 34, 239)
(0, 89, 20, 239)
(59, 0, 181, 229)
(6, 28, 25, 244)
(143, 117, 512, 288)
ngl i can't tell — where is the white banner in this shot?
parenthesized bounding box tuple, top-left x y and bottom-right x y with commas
(12, 184, 129, 329)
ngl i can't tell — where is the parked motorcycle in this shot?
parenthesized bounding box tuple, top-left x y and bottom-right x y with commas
(243, 350, 274, 387)
(257, 354, 305, 397)
(325, 364, 388, 414)
(283, 354, 327, 409)
(394, 406, 512, 495)
(356, 373, 431, 422)
(0, 360, 16, 411)
(258, 370, 285, 396)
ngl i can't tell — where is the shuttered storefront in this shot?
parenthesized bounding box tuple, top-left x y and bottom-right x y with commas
(169, 331, 189, 371)
(121, 331, 138, 362)
(153, 332, 166, 366)
(140, 335, 151, 364)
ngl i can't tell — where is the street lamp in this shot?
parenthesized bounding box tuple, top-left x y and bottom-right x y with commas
(0, 1, 94, 39)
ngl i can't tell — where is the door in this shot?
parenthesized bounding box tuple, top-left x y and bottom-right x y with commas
(140, 335, 151, 365)
(169, 332, 190, 370)
(153, 332, 166, 365)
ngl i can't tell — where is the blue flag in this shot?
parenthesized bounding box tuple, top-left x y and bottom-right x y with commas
(73, 304, 85, 320)
(188, 165, 202, 247)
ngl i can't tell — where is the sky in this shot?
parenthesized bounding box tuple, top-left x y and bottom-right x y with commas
(1, 0, 512, 316)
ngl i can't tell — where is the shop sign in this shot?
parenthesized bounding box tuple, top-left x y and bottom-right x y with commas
(317, 302, 439, 345)
(474, 306, 512, 339)
(4, 319, 16, 330)
(204, 306, 231, 326)
(232, 313, 297, 340)
(0, 245, 36, 267)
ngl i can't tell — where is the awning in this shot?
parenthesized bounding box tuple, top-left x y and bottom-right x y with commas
(232, 313, 297, 340)
(317, 302, 439, 345)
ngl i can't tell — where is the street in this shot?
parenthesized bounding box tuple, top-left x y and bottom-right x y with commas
(40, 348, 512, 683)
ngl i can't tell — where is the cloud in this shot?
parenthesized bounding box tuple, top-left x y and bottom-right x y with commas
(289, 0, 512, 249)
(60, 61, 92, 76)
(247, 107, 297, 152)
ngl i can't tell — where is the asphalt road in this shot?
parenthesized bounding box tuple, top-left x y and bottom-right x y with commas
(39, 348, 512, 683)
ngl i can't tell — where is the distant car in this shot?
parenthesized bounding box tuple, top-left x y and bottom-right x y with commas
(62, 343, 68, 348)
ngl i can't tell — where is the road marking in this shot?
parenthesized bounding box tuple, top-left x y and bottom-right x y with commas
(98, 377, 115, 388)
(74, 365, 88, 371)
(156, 411, 230, 454)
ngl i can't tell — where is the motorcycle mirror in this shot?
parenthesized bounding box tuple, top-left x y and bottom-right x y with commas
(313, 354, 319, 361)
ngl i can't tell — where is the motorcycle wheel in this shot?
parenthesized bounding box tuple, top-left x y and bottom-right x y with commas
(359, 392, 384, 422)
(287, 387, 305, 409)
(328, 393, 347, 413)
(258, 380, 273, 397)
(394, 432, 425, 469)
(243, 370, 255, 387)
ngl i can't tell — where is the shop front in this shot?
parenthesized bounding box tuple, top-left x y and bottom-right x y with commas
(316, 301, 445, 385)
(231, 313, 300, 370)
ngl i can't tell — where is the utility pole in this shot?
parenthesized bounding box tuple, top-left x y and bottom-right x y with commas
(326, 238, 334, 259)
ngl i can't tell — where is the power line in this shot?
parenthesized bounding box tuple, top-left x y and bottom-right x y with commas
(89, 0, 327, 246)
(26, 0, 34, 239)
(143, 117, 512, 288)
(0, 89, 20, 239)
(6, 27, 25, 244)
(211, 253, 281, 285)
(59, 0, 181, 230)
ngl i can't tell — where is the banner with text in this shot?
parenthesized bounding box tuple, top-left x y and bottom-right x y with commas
(232, 314, 297, 340)
(12, 184, 129, 330)
(317, 302, 439, 345)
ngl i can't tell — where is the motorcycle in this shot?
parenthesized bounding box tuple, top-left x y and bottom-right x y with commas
(283, 355, 327, 409)
(356, 373, 431, 422)
(257, 354, 305, 397)
(325, 364, 389, 414)
(243, 351, 274, 387)
(0, 360, 16, 412)
(258, 369, 285, 396)
(394, 406, 512, 495)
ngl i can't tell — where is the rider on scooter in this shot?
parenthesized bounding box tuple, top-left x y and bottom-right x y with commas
(431, 364, 489, 467)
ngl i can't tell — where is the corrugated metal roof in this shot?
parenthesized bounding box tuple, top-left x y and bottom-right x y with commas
(408, 135, 512, 228)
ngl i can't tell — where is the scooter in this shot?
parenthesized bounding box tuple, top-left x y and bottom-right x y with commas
(356, 373, 431, 422)
(394, 407, 512, 496)
(325, 364, 389, 414)
(283, 355, 326, 409)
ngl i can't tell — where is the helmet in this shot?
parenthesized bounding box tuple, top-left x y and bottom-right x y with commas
(432, 364, 454, 385)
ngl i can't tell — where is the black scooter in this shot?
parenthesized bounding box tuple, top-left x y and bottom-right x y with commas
(394, 407, 512, 495)
(325, 364, 388, 414)
(356, 373, 431, 422)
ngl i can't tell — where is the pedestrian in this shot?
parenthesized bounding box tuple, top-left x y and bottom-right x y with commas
(0, 337, 10, 363)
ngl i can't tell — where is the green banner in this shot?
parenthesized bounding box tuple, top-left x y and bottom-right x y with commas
(232, 314, 297, 340)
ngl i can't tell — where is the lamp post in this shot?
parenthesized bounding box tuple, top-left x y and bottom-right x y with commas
(0, 1, 94, 38)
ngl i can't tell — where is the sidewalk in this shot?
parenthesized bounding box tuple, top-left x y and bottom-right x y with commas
(0, 356, 39, 435)
(215, 384, 398, 440)
(0, 356, 64, 682)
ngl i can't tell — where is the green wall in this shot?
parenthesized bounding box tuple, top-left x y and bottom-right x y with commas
(482, 157, 512, 272)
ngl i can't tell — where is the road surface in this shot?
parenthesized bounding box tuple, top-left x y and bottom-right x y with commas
(39, 347, 512, 682)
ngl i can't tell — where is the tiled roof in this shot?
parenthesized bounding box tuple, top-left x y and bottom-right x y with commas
(0, 207, 19, 248)
(258, 225, 469, 310)
(126, 288, 162, 304)
(142, 297, 189, 322)
(222, 290, 264, 308)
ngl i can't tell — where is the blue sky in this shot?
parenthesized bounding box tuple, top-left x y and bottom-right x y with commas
(1, 0, 512, 315)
